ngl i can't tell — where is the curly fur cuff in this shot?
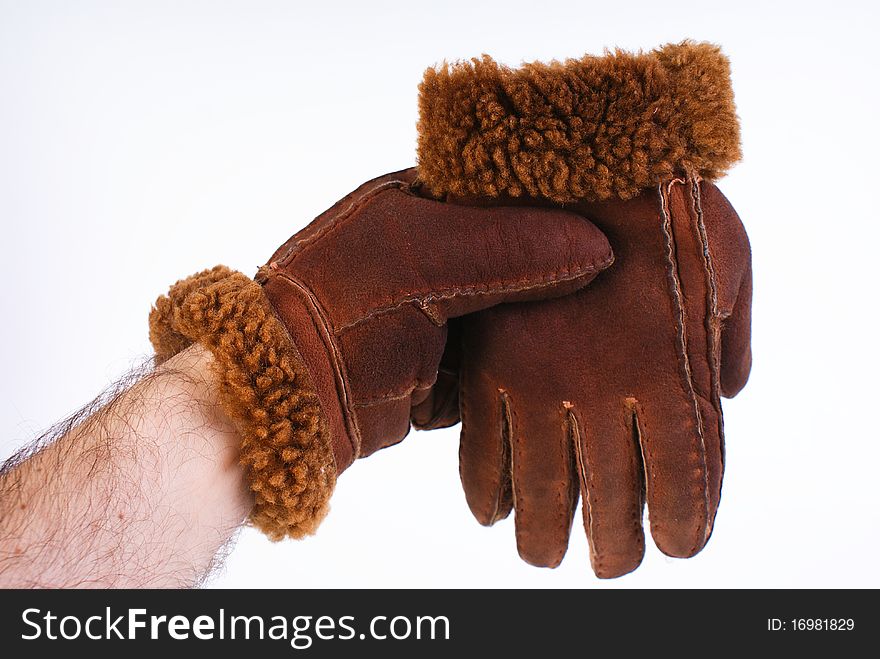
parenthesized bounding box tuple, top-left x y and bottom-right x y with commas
(149, 266, 336, 540)
(417, 41, 741, 202)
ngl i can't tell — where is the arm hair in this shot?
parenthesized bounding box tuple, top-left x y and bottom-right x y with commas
(0, 344, 253, 588)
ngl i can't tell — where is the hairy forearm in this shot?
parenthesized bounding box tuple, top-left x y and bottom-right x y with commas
(0, 344, 253, 588)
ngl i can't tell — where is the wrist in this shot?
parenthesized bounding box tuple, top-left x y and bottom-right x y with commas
(151, 344, 254, 532)
(148, 267, 336, 539)
(155, 343, 245, 467)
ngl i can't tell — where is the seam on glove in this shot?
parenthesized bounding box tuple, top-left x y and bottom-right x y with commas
(506, 392, 527, 553)
(148, 265, 336, 541)
(567, 405, 601, 572)
(417, 41, 740, 202)
(549, 404, 574, 568)
(624, 397, 648, 551)
(458, 379, 512, 527)
(634, 395, 660, 538)
(658, 183, 711, 554)
(690, 180, 726, 482)
(351, 381, 435, 408)
(270, 271, 363, 462)
(335, 251, 614, 334)
(496, 390, 514, 524)
(275, 180, 407, 267)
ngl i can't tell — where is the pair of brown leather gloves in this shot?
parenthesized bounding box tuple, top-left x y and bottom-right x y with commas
(149, 42, 752, 578)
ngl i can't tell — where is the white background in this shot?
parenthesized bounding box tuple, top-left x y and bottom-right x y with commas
(1, 0, 878, 588)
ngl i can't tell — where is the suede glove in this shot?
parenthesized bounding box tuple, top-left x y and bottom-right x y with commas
(149, 168, 613, 540)
(414, 42, 752, 577)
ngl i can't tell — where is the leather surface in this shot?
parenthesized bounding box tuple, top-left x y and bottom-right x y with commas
(258, 168, 615, 472)
(432, 180, 752, 577)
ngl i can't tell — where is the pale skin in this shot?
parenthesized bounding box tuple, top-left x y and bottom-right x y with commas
(0, 344, 253, 588)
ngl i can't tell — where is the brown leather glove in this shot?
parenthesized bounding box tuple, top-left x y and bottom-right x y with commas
(148, 168, 613, 541)
(414, 42, 752, 577)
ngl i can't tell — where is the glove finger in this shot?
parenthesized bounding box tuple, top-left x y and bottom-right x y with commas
(638, 395, 720, 558)
(567, 401, 645, 579)
(691, 181, 752, 399)
(410, 367, 460, 429)
(664, 178, 725, 544)
(382, 189, 613, 321)
(508, 397, 578, 568)
(720, 266, 752, 397)
(694, 393, 724, 544)
(410, 318, 462, 429)
(458, 363, 513, 526)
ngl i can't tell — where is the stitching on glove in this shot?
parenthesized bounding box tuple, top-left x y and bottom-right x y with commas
(459, 380, 511, 526)
(334, 252, 614, 334)
(276, 180, 407, 267)
(690, 179, 726, 479)
(272, 272, 363, 460)
(496, 391, 514, 524)
(505, 391, 530, 554)
(567, 403, 601, 572)
(690, 179, 721, 328)
(625, 397, 649, 556)
(632, 392, 660, 539)
(351, 381, 434, 408)
(548, 403, 574, 568)
(658, 181, 711, 554)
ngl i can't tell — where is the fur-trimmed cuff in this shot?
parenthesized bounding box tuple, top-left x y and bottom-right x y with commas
(149, 266, 336, 540)
(417, 41, 741, 202)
